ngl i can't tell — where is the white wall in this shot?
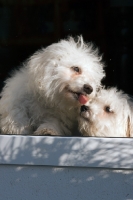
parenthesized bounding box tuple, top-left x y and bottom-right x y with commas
(0, 135, 133, 200)
(0, 165, 133, 200)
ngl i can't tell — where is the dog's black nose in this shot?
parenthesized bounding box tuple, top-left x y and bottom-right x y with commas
(81, 105, 89, 112)
(83, 84, 93, 94)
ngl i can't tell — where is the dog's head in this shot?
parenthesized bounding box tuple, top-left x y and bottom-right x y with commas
(28, 36, 105, 107)
(79, 88, 133, 137)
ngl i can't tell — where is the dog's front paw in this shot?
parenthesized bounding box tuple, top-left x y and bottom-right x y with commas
(33, 128, 58, 136)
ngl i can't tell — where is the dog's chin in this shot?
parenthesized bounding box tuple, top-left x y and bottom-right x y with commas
(67, 89, 82, 100)
(69, 91, 81, 101)
(64, 86, 89, 103)
(64, 92, 80, 105)
(80, 111, 90, 121)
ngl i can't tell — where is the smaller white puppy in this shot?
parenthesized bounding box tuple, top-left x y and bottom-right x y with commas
(78, 88, 133, 137)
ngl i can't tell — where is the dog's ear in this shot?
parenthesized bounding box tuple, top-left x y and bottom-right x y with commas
(126, 116, 130, 137)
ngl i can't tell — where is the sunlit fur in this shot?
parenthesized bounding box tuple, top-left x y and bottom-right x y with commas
(0, 36, 105, 135)
(79, 88, 133, 137)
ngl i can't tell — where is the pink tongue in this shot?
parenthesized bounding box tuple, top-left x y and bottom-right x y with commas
(78, 94, 88, 105)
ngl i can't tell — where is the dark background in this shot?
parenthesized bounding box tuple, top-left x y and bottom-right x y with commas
(0, 0, 133, 94)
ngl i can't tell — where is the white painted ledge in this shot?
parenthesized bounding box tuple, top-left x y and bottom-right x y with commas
(0, 135, 133, 169)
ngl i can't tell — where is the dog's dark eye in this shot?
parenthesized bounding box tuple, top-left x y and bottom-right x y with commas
(104, 106, 113, 113)
(72, 66, 80, 73)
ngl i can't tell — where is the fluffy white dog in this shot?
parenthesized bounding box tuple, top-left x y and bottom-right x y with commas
(79, 87, 133, 137)
(0, 36, 105, 136)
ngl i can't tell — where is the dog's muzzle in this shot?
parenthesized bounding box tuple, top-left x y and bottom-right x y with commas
(80, 105, 90, 120)
(81, 105, 89, 112)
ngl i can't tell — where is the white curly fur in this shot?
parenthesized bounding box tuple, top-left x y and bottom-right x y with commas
(79, 87, 133, 137)
(0, 36, 105, 135)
